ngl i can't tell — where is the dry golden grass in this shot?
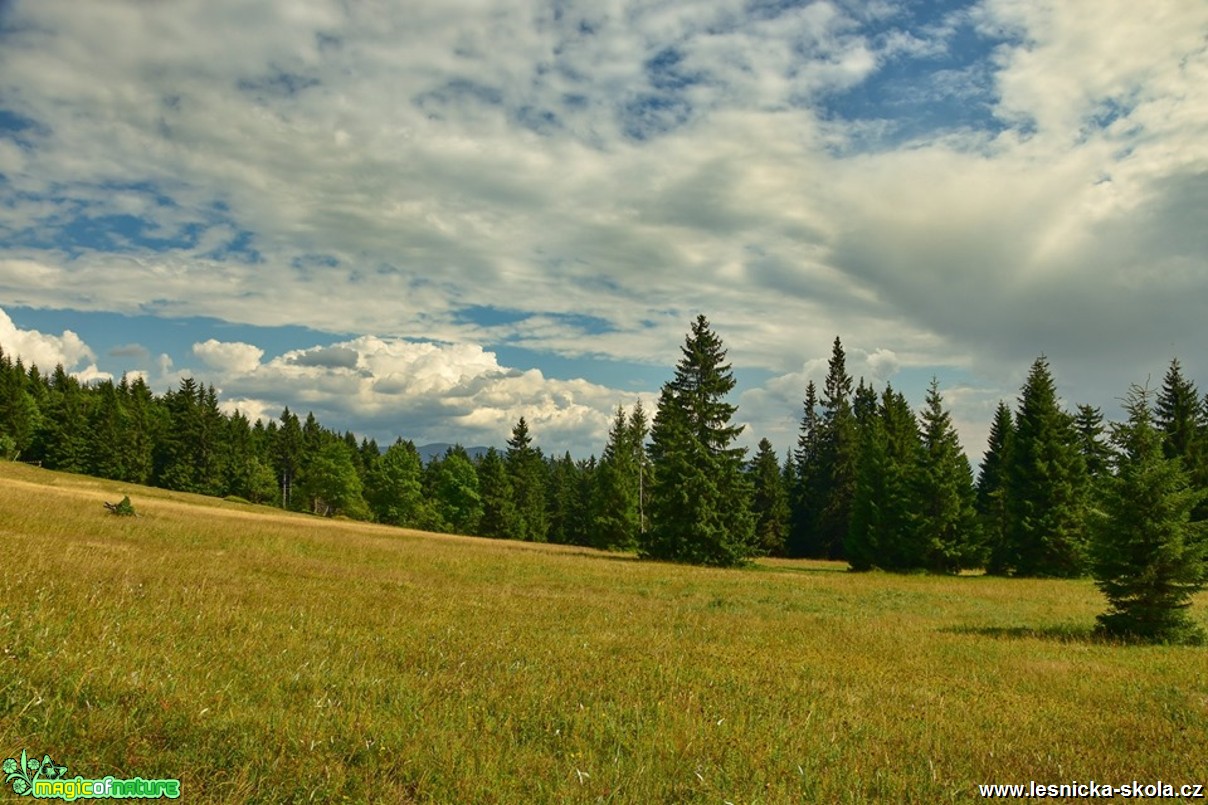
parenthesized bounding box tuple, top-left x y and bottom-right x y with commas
(2, 461, 1206, 802)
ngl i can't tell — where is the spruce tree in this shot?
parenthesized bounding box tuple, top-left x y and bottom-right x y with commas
(789, 380, 822, 557)
(1093, 385, 1207, 643)
(506, 417, 548, 541)
(848, 399, 891, 571)
(848, 384, 921, 571)
(978, 401, 1015, 575)
(1074, 403, 1113, 517)
(628, 401, 650, 536)
(0, 348, 41, 460)
(545, 452, 581, 545)
(478, 447, 521, 539)
(1006, 357, 1090, 577)
(914, 379, 982, 573)
(1155, 358, 1208, 521)
(225, 409, 278, 503)
(880, 387, 924, 568)
(37, 365, 90, 474)
(593, 405, 642, 550)
(86, 379, 129, 482)
(815, 337, 859, 560)
(748, 438, 789, 556)
(642, 315, 754, 566)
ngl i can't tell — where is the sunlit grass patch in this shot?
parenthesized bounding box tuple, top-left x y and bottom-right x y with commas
(2, 461, 1206, 802)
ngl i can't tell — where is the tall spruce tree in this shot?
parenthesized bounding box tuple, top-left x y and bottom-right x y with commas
(545, 452, 582, 545)
(1155, 358, 1208, 521)
(274, 408, 303, 509)
(506, 417, 548, 541)
(789, 380, 822, 557)
(1093, 385, 1207, 643)
(478, 447, 521, 539)
(642, 315, 754, 566)
(748, 438, 789, 556)
(1074, 403, 1113, 514)
(848, 395, 892, 571)
(978, 401, 1015, 575)
(1006, 357, 1090, 577)
(592, 405, 643, 550)
(0, 349, 40, 461)
(629, 401, 650, 537)
(815, 337, 859, 560)
(848, 384, 921, 570)
(914, 379, 982, 573)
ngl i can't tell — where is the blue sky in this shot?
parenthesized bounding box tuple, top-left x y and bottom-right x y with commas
(1, 0, 1206, 458)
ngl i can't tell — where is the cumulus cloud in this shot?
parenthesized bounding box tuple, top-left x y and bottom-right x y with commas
(192, 339, 264, 374)
(0, 306, 96, 372)
(193, 334, 648, 455)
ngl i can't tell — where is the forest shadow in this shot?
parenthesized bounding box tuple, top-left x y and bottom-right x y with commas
(942, 623, 1103, 644)
(945, 623, 1207, 647)
(752, 561, 850, 575)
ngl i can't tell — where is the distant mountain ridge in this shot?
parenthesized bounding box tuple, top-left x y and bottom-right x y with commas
(416, 443, 493, 464)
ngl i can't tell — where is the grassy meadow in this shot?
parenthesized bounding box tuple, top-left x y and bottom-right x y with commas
(2, 460, 1207, 802)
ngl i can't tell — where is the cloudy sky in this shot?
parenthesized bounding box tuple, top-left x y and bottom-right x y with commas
(1, 0, 1206, 459)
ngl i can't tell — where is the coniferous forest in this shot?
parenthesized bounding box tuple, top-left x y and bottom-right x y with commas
(3, 317, 1206, 638)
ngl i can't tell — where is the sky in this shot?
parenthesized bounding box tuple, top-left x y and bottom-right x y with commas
(1, 0, 1206, 461)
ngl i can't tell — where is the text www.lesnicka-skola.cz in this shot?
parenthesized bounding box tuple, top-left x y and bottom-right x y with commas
(978, 780, 1205, 799)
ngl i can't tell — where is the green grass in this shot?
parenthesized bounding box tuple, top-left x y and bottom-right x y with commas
(2, 460, 1206, 802)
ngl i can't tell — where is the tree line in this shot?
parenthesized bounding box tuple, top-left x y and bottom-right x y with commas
(2, 317, 1205, 639)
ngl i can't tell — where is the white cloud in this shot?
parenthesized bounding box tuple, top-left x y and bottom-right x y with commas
(0, 306, 95, 372)
(192, 339, 264, 374)
(193, 333, 650, 455)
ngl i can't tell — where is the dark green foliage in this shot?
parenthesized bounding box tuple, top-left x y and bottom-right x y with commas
(573, 456, 598, 546)
(478, 447, 521, 539)
(35, 366, 90, 474)
(1005, 357, 1090, 577)
(1073, 403, 1113, 523)
(0, 347, 41, 459)
(914, 379, 982, 573)
(425, 447, 482, 535)
(1156, 359, 1208, 522)
(1092, 386, 1207, 643)
(506, 417, 548, 541)
(120, 375, 160, 485)
(788, 380, 822, 558)
(1074, 404, 1113, 482)
(224, 410, 278, 504)
(592, 404, 646, 551)
(978, 401, 1015, 575)
(151, 379, 227, 496)
(366, 439, 430, 526)
(297, 441, 369, 518)
(847, 385, 921, 571)
(815, 337, 859, 560)
(274, 408, 303, 509)
(544, 452, 582, 545)
(748, 438, 789, 556)
(642, 316, 754, 567)
(629, 402, 650, 538)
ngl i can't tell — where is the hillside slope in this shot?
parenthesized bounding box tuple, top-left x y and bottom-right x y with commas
(1, 461, 1206, 802)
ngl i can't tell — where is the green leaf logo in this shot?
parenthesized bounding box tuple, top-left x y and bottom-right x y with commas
(3, 749, 68, 797)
